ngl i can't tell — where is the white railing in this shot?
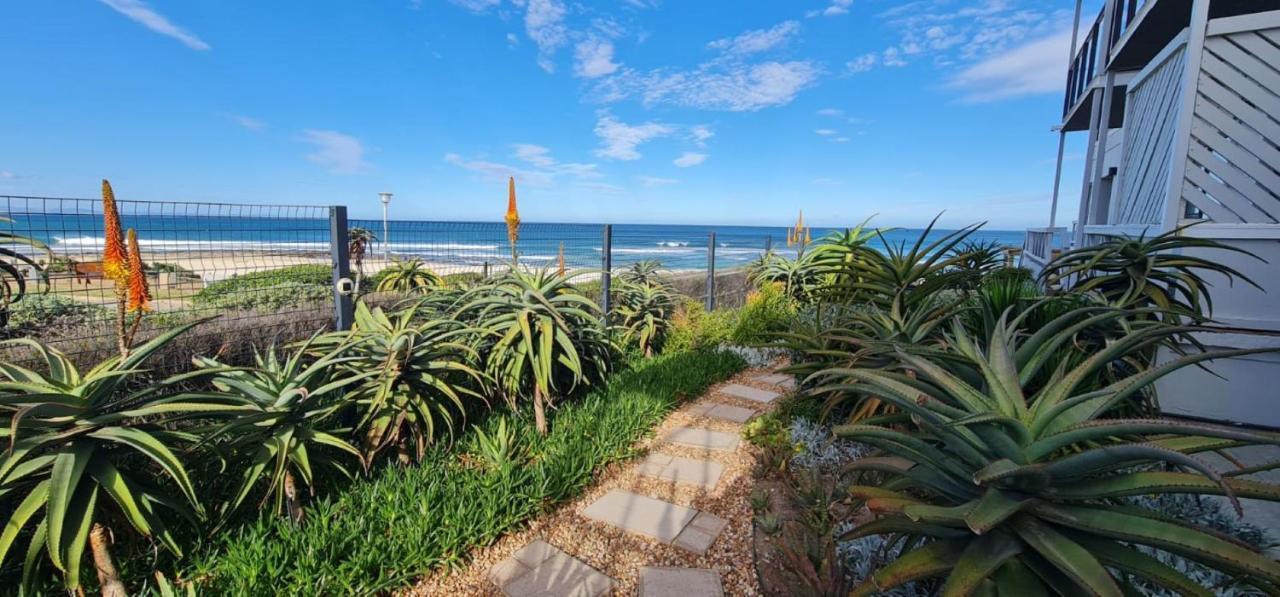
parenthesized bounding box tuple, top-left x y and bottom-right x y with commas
(1021, 227, 1068, 272)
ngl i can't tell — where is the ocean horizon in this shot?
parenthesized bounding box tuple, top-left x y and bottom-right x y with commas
(4, 211, 1026, 272)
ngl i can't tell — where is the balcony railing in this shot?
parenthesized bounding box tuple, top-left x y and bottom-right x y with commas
(1020, 227, 1068, 273)
(1062, 0, 1153, 118)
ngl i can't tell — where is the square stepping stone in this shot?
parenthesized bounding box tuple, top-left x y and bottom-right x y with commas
(752, 373, 796, 389)
(489, 539, 614, 597)
(665, 427, 740, 452)
(700, 403, 756, 423)
(638, 454, 725, 489)
(719, 383, 780, 404)
(672, 511, 729, 555)
(581, 489, 698, 543)
(639, 567, 724, 597)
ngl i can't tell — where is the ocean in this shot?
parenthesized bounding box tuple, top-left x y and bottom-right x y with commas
(4, 211, 1026, 272)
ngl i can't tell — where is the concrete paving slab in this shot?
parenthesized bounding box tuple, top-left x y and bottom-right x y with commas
(490, 540, 614, 597)
(700, 403, 756, 423)
(672, 511, 728, 555)
(581, 489, 698, 543)
(639, 567, 724, 597)
(665, 427, 740, 451)
(637, 454, 725, 488)
(718, 383, 780, 404)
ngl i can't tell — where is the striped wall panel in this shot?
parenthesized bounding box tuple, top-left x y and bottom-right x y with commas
(1181, 26, 1280, 224)
(1116, 43, 1187, 225)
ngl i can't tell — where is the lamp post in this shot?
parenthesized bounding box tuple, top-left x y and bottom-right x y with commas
(379, 192, 392, 258)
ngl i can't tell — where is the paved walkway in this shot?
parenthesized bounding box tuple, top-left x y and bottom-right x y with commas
(411, 368, 794, 596)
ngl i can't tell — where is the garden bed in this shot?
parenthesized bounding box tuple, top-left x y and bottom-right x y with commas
(174, 349, 746, 594)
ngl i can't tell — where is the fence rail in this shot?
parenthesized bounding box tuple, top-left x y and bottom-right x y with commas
(0, 196, 771, 369)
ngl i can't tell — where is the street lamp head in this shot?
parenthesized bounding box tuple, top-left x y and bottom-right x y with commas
(379, 192, 393, 205)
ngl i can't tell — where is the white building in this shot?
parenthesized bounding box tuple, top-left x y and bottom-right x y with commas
(1025, 0, 1280, 427)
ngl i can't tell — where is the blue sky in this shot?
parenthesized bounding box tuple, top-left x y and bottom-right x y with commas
(0, 0, 1098, 229)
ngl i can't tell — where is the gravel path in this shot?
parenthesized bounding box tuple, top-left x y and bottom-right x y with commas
(404, 366, 783, 596)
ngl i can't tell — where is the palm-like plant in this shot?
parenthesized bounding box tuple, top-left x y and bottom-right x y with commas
(348, 226, 377, 293)
(375, 258, 444, 294)
(458, 269, 613, 434)
(616, 259, 665, 287)
(821, 219, 981, 310)
(816, 315, 1280, 595)
(1039, 226, 1259, 322)
(310, 302, 484, 464)
(948, 239, 1006, 290)
(0, 217, 51, 328)
(752, 249, 831, 303)
(614, 280, 676, 357)
(0, 323, 221, 594)
(188, 337, 372, 523)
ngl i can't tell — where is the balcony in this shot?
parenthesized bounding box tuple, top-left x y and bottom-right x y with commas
(1019, 227, 1068, 274)
(1061, 0, 1192, 131)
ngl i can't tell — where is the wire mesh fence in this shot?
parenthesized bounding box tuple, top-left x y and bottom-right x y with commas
(0, 196, 336, 370)
(0, 196, 772, 371)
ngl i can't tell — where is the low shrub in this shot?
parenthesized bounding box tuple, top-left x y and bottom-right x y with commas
(664, 299, 737, 353)
(4, 293, 108, 331)
(192, 264, 331, 310)
(179, 349, 745, 594)
(193, 282, 330, 312)
(731, 281, 797, 345)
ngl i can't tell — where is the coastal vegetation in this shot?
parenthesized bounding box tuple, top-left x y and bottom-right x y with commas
(2, 179, 1277, 596)
(744, 223, 1280, 595)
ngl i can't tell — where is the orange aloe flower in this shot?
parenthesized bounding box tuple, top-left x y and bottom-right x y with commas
(101, 179, 129, 284)
(557, 242, 566, 276)
(125, 228, 151, 312)
(505, 176, 521, 245)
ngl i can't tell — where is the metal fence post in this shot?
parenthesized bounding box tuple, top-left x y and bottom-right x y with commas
(764, 235, 772, 253)
(600, 224, 612, 317)
(705, 231, 716, 311)
(329, 206, 354, 331)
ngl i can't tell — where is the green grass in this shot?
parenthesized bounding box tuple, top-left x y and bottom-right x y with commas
(192, 264, 332, 309)
(179, 349, 745, 594)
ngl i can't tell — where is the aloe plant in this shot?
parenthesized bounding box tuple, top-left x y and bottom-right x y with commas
(458, 269, 613, 434)
(0, 217, 51, 328)
(188, 337, 372, 523)
(616, 259, 665, 287)
(821, 218, 981, 311)
(1040, 226, 1260, 322)
(0, 322, 223, 594)
(375, 257, 444, 294)
(311, 301, 485, 464)
(614, 280, 676, 357)
(813, 314, 1280, 595)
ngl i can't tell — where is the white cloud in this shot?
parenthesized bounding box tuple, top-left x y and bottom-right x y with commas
(707, 21, 800, 55)
(689, 125, 714, 147)
(597, 60, 821, 112)
(593, 111, 674, 160)
(846, 53, 877, 73)
(574, 38, 620, 78)
(673, 152, 707, 168)
(448, 0, 501, 12)
(513, 143, 556, 167)
(833, 137, 850, 143)
(506, 33, 520, 46)
(301, 130, 369, 174)
(448, 144, 601, 187)
(97, 0, 210, 51)
(814, 128, 838, 136)
(580, 181, 624, 193)
(230, 115, 265, 131)
(446, 153, 551, 186)
(0, 170, 15, 180)
(524, 0, 569, 72)
(882, 47, 908, 67)
(816, 108, 844, 117)
(639, 175, 678, 187)
(947, 28, 1070, 101)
